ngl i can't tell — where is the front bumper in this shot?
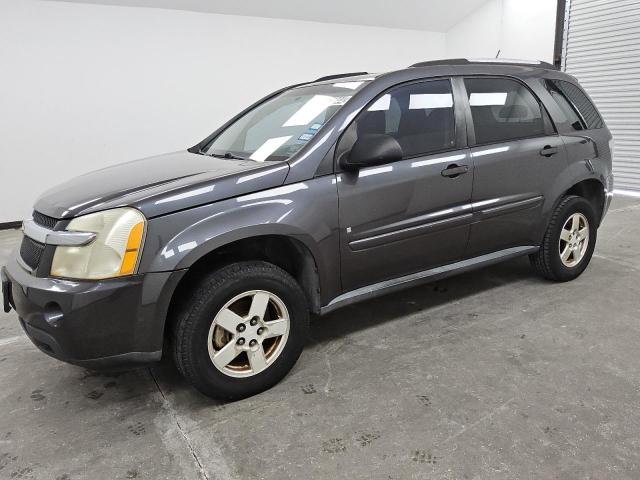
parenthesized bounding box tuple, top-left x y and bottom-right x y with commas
(2, 255, 185, 369)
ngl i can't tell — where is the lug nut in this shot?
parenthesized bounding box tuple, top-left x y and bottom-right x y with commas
(249, 339, 258, 347)
(250, 316, 259, 326)
(257, 327, 265, 335)
(236, 338, 245, 346)
(237, 324, 246, 332)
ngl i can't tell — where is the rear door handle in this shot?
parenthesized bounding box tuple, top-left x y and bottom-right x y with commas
(540, 145, 559, 157)
(441, 164, 469, 178)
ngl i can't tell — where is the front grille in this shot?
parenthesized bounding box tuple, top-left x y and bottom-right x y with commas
(20, 236, 46, 270)
(33, 211, 58, 229)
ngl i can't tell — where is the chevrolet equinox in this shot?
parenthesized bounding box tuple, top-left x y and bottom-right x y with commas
(2, 59, 613, 400)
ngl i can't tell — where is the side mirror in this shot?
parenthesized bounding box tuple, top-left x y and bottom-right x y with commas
(340, 134, 403, 171)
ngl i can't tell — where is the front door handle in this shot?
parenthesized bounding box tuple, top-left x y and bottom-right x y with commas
(540, 145, 559, 157)
(441, 164, 469, 178)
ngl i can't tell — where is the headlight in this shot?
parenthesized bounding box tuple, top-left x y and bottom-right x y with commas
(51, 207, 146, 279)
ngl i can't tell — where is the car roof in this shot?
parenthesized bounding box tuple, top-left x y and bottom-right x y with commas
(304, 58, 567, 88)
(409, 58, 557, 70)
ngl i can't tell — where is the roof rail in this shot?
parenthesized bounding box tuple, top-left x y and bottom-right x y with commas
(314, 72, 369, 82)
(409, 58, 556, 69)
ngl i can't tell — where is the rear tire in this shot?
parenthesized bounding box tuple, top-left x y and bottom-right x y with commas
(530, 195, 597, 282)
(171, 261, 309, 400)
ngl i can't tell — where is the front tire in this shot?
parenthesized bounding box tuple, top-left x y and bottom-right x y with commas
(530, 195, 597, 282)
(171, 261, 309, 400)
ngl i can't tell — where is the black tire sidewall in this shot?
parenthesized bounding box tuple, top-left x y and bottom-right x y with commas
(547, 197, 597, 281)
(179, 262, 308, 400)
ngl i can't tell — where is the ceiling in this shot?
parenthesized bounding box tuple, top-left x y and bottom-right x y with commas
(47, 0, 491, 32)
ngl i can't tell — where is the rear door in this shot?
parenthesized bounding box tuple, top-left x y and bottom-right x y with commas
(336, 78, 474, 292)
(461, 76, 568, 257)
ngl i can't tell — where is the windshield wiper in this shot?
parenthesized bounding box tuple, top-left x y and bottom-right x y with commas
(210, 152, 247, 160)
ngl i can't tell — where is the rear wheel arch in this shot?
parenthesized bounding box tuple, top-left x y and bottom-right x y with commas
(562, 178, 606, 225)
(536, 178, 605, 248)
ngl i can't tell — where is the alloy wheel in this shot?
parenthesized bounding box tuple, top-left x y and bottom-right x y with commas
(207, 290, 290, 378)
(558, 212, 590, 268)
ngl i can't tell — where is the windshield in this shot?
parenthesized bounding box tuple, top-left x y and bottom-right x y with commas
(202, 80, 371, 162)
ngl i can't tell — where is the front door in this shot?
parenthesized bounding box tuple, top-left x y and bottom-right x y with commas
(336, 78, 474, 292)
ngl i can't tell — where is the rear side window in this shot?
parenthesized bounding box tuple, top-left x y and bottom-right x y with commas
(339, 79, 456, 159)
(545, 79, 604, 130)
(464, 77, 549, 145)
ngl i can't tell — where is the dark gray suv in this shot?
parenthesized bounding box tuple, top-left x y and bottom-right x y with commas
(2, 59, 613, 400)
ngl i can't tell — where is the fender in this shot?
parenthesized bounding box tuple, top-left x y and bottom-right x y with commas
(139, 177, 341, 304)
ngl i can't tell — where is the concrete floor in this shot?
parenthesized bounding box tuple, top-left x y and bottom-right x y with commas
(1, 197, 640, 480)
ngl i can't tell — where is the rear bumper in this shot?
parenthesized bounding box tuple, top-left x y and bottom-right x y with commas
(603, 174, 614, 221)
(2, 255, 185, 369)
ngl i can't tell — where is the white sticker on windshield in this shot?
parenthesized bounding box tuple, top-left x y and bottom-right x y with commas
(298, 133, 314, 142)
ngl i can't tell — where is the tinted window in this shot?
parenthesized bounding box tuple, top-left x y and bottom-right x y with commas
(546, 79, 603, 130)
(465, 77, 547, 144)
(339, 79, 456, 159)
(545, 80, 584, 131)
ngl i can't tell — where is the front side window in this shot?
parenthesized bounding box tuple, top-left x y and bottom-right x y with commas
(338, 79, 456, 160)
(464, 77, 549, 145)
(545, 79, 603, 130)
(203, 80, 370, 162)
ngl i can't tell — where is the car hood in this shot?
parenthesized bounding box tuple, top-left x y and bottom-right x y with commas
(34, 150, 290, 219)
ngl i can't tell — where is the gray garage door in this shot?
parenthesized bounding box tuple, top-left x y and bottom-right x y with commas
(563, 0, 640, 192)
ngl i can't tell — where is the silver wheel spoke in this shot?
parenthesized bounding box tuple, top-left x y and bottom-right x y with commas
(212, 342, 241, 369)
(578, 227, 588, 238)
(216, 308, 243, 333)
(248, 292, 270, 320)
(561, 245, 572, 262)
(264, 318, 288, 339)
(247, 347, 268, 374)
(571, 214, 580, 231)
(560, 229, 571, 242)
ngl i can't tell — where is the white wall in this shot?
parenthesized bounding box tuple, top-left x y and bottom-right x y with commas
(445, 0, 557, 63)
(0, 0, 445, 223)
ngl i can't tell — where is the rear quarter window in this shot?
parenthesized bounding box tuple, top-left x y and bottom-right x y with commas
(545, 79, 604, 130)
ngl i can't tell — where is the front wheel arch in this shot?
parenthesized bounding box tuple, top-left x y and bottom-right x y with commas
(165, 235, 322, 345)
(170, 260, 310, 400)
